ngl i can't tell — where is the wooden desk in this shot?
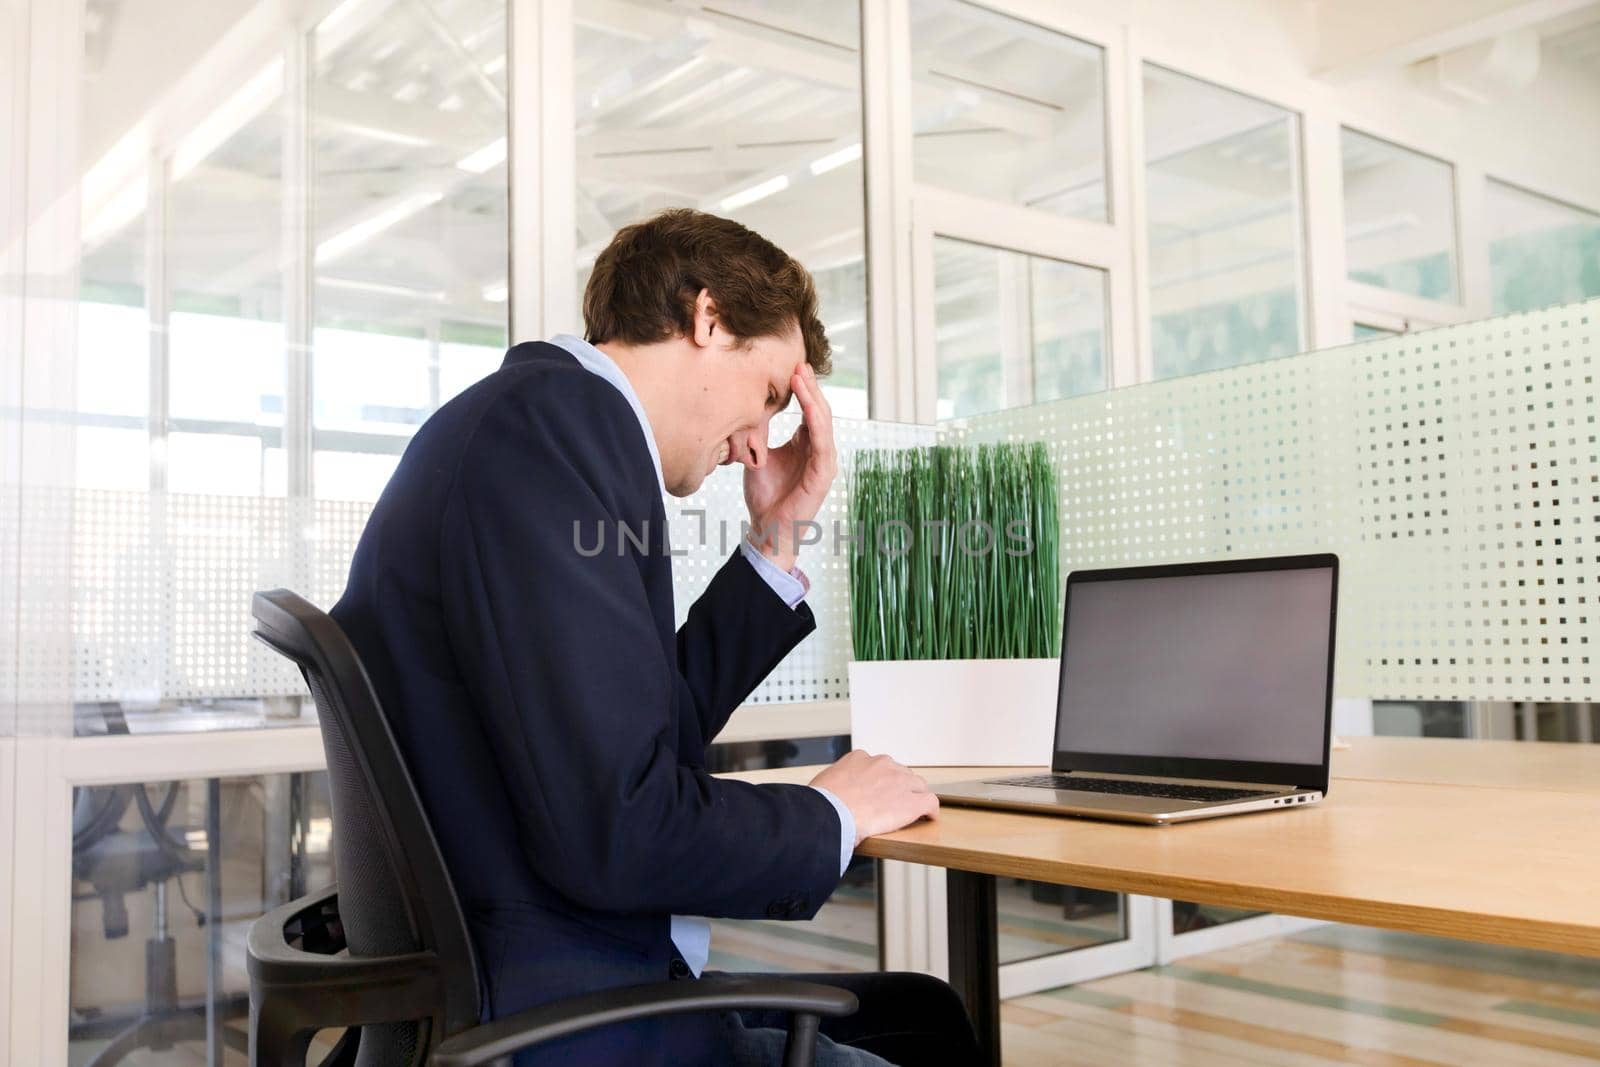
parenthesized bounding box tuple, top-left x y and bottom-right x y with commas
(729, 740, 1600, 1065)
(1332, 734, 1600, 793)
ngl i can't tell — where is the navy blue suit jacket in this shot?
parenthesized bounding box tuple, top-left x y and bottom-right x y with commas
(331, 341, 844, 1065)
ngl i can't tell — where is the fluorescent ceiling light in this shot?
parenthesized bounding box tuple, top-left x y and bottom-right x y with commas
(321, 277, 446, 301)
(316, 191, 443, 265)
(481, 281, 508, 303)
(719, 175, 789, 213)
(483, 53, 507, 75)
(339, 123, 433, 148)
(171, 60, 283, 182)
(809, 143, 861, 176)
(456, 137, 507, 174)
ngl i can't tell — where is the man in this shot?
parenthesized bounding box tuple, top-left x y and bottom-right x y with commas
(332, 209, 979, 1065)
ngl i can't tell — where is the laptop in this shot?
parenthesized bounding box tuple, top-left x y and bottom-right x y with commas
(934, 553, 1339, 825)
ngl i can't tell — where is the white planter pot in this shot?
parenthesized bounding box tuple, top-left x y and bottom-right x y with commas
(847, 658, 1060, 766)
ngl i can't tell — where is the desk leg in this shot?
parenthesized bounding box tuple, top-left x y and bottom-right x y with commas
(205, 777, 223, 1067)
(946, 870, 1000, 1067)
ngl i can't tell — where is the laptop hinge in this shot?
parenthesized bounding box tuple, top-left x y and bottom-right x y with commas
(1061, 770, 1302, 791)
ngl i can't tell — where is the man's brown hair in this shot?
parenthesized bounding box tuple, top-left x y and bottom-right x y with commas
(583, 209, 831, 375)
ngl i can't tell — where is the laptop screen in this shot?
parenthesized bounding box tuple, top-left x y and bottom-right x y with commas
(1056, 564, 1334, 766)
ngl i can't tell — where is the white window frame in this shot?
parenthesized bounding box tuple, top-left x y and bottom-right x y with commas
(1337, 127, 1482, 333)
(902, 1, 1135, 423)
(911, 189, 1133, 424)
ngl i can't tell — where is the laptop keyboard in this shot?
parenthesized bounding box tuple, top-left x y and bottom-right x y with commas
(984, 774, 1278, 804)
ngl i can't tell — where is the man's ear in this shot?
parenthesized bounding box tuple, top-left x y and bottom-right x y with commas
(691, 288, 720, 348)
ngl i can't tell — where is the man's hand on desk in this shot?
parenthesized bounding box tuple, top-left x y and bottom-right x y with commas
(810, 750, 938, 846)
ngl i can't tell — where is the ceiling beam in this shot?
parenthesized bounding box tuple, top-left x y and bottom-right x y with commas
(1313, 0, 1599, 82)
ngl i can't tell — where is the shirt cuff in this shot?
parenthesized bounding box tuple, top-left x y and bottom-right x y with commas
(739, 538, 808, 609)
(809, 785, 856, 876)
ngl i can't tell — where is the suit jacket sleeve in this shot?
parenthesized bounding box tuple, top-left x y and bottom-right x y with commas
(676, 550, 816, 745)
(439, 380, 841, 919)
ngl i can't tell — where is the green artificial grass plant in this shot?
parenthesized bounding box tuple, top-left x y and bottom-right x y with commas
(849, 442, 1060, 662)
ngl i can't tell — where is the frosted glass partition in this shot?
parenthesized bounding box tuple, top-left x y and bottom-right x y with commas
(951, 299, 1599, 704)
(6, 416, 934, 733)
(7, 301, 1595, 732)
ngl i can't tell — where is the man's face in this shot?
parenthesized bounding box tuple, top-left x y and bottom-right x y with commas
(660, 326, 804, 497)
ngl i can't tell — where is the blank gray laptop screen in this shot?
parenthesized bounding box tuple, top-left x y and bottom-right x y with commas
(1056, 567, 1333, 765)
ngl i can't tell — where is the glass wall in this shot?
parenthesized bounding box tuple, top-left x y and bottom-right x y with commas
(68, 770, 333, 1065)
(77, 142, 151, 492)
(910, 0, 1107, 221)
(67, 0, 510, 734)
(310, 0, 509, 501)
(1342, 129, 1459, 303)
(932, 237, 1107, 419)
(573, 0, 870, 417)
(1487, 179, 1600, 313)
(1143, 65, 1304, 381)
(165, 86, 288, 498)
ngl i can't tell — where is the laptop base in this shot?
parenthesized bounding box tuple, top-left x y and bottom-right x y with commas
(934, 774, 1323, 825)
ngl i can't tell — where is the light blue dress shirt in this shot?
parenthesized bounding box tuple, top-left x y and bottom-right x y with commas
(548, 334, 855, 976)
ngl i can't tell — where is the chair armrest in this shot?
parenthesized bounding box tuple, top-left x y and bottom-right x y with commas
(430, 975, 858, 1067)
(247, 884, 444, 1020)
(249, 884, 344, 960)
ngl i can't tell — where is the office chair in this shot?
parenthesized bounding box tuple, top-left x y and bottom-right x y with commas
(248, 589, 857, 1067)
(69, 712, 250, 1064)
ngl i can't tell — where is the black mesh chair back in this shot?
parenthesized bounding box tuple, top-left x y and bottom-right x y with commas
(248, 589, 855, 1067)
(251, 589, 481, 1064)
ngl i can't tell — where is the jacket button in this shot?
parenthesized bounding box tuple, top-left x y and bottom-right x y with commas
(669, 957, 691, 979)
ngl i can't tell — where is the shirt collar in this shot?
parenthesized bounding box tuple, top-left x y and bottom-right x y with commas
(548, 333, 666, 494)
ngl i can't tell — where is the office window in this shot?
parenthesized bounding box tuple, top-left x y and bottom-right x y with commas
(165, 89, 287, 496)
(933, 237, 1107, 420)
(573, 0, 869, 417)
(910, 0, 1107, 221)
(439, 335, 508, 406)
(1487, 180, 1600, 313)
(168, 313, 287, 496)
(78, 125, 150, 491)
(311, 0, 509, 499)
(1342, 129, 1458, 303)
(75, 297, 151, 491)
(1143, 66, 1304, 381)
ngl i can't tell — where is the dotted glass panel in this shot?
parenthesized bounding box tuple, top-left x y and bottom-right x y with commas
(42, 417, 938, 711)
(11, 485, 74, 733)
(0, 483, 18, 735)
(27, 302, 1596, 721)
(949, 300, 1598, 703)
